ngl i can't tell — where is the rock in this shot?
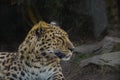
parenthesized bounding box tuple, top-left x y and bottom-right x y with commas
(74, 36, 120, 54)
(80, 52, 120, 68)
(74, 44, 101, 54)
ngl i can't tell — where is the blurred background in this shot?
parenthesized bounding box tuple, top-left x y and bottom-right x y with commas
(0, 0, 120, 80)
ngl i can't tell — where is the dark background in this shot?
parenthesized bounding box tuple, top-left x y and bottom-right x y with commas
(0, 0, 120, 51)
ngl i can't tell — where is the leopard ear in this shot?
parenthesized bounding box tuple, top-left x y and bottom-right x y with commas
(35, 28, 46, 38)
(35, 21, 49, 37)
(50, 21, 58, 26)
(50, 21, 60, 28)
(39, 21, 49, 28)
(35, 29, 40, 37)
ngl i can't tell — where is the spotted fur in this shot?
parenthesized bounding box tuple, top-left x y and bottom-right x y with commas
(0, 21, 74, 80)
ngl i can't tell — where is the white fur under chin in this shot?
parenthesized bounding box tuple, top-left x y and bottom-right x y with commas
(62, 52, 72, 61)
(25, 63, 55, 80)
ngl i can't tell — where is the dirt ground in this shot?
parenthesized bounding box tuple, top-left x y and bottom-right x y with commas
(65, 70, 120, 80)
(62, 62, 120, 80)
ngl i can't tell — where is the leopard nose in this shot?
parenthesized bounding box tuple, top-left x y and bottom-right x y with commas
(68, 48, 74, 52)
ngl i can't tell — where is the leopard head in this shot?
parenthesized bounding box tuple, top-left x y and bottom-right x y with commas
(18, 21, 74, 62)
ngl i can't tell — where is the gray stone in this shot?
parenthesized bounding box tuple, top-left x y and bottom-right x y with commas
(80, 52, 120, 68)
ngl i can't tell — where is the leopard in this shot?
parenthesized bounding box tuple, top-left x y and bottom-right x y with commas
(0, 21, 74, 80)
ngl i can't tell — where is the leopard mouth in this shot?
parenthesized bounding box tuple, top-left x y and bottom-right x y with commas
(55, 52, 66, 59)
(55, 51, 72, 60)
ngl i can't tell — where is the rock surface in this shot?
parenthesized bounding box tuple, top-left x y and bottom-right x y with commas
(74, 36, 120, 54)
(80, 52, 120, 68)
(74, 36, 120, 68)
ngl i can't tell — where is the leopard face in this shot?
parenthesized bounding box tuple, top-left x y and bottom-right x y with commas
(18, 21, 74, 62)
